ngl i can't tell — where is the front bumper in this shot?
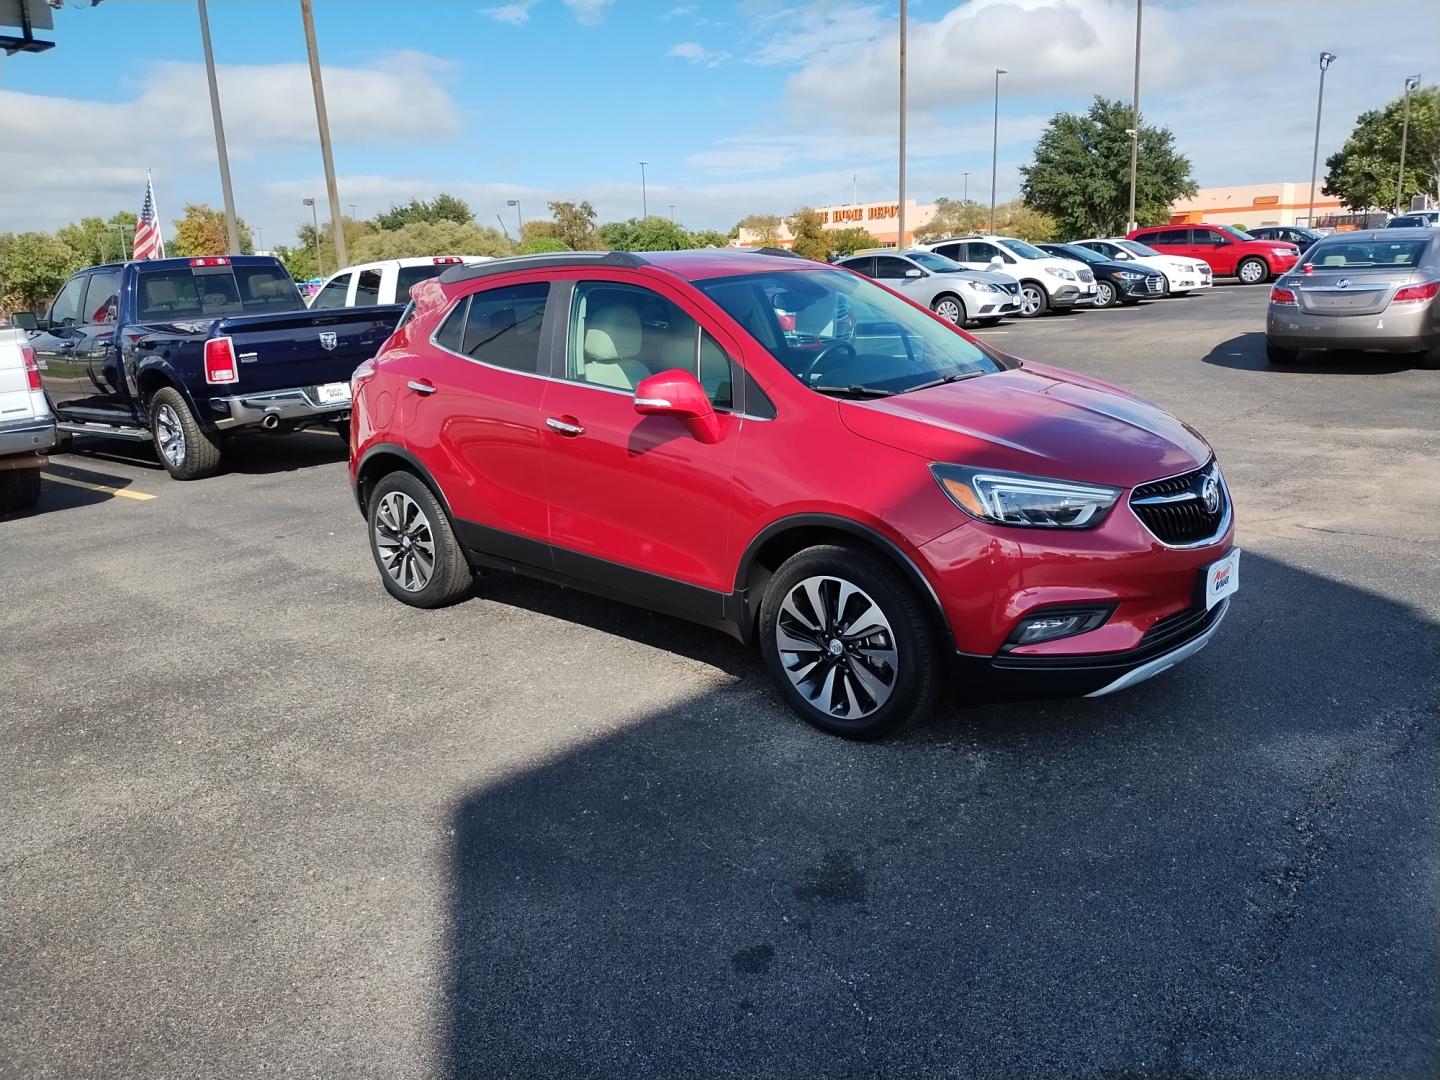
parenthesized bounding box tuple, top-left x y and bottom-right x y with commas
(208, 386, 353, 430)
(0, 416, 57, 458)
(1267, 303, 1437, 351)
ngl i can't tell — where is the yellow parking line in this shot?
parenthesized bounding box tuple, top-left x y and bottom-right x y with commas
(42, 472, 156, 501)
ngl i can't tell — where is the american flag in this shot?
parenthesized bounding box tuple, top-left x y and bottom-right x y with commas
(133, 173, 165, 261)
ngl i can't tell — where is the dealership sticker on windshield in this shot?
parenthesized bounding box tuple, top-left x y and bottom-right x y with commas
(1205, 549, 1240, 610)
(316, 382, 351, 404)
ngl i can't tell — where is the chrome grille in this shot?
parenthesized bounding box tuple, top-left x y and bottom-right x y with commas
(1077, 268, 1095, 283)
(1129, 461, 1228, 546)
(1145, 276, 1163, 294)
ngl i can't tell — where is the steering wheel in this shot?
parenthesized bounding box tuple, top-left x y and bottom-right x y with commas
(798, 341, 858, 384)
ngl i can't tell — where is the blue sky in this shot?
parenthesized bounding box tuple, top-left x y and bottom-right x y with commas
(2, 0, 1436, 247)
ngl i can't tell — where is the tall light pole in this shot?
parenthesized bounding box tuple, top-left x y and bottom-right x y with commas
(669, 204, 676, 223)
(1307, 51, 1336, 228)
(961, 171, 971, 203)
(990, 68, 1007, 232)
(300, 0, 347, 270)
(303, 196, 321, 276)
(897, 0, 907, 249)
(254, 226, 263, 253)
(506, 199, 522, 235)
(1397, 74, 1421, 213)
(1127, 0, 1142, 232)
(347, 202, 357, 220)
(638, 161, 649, 218)
(196, 0, 241, 253)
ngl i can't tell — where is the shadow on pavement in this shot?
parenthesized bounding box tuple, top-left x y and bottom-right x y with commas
(1, 463, 128, 519)
(58, 428, 349, 477)
(1201, 332, 1422, 375)
(445, 552, 1437, 1078)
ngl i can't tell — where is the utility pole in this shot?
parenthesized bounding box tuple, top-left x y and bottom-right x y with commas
(300, 0, 347, 269)
(669, 204, 676, 223)
(961, 171, 971, 203)
(1307, 51, 1336, 228)
(991, 68, 1006, 232)
(1127, 0, 1142, 232)
(196, 0, 241, 253)
(638, 162, 649, 218)
(1397, 75, 1421, 213)
(507, 199, 522, 235)
(303, 197, 321, 276)
(897, 0, 907, 249)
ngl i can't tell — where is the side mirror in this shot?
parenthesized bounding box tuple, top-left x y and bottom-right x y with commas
(633, 369, 722, 444)
(9, 312, 38, 331)
(904, 268, 923, 278)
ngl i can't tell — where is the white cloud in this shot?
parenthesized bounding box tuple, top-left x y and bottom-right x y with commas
(666, 4, 697, 16)
(668, 41, 731, 67)
(483, 1, 537, 25)
(562, 0, 613, 25)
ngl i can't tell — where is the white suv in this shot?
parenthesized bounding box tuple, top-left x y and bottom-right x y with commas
(0, 326, 56, 513)
(1071, 238, 1213, 296)
(920, 235, 1097, 317)
(309, 255, 494, 310)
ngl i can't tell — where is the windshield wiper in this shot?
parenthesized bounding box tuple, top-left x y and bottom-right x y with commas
(809, 384, 894, 398)
(900, 371, 986, 393)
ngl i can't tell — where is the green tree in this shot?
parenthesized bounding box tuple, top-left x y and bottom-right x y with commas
(374, 194, 474, 230)
(518, 236, 571, 254)
(1020, 96, 1196, 239)
(996, 200, 1058, 242)
(737, 213, 782, 244)
(56, 212, 138, 265)
(347, 220, 514, 262)
(786, 208, 830, 260)
(915, 197, 988, 242)
(686, 229, 732, 249)
(547, 200, 601, 249)
(273, 243, 318, 282)
(827, 226, 875, 256)
(171, 203, 254, 257)
(0, 231, 84, 311)
(598, 216, 695, 252)
(297, 215, 379, 275)
(1324, 86, 1439, 212)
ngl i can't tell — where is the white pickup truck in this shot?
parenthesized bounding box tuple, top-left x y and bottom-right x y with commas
(0, 325, 57, 512)
(308, 256, 494, 310)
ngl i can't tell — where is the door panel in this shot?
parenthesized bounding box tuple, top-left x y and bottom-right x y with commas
(32, 274, 92, 413)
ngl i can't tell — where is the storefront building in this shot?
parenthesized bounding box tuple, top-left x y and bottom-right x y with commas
(1167, 182, 1345, 229)
(734, 199, 938, 249)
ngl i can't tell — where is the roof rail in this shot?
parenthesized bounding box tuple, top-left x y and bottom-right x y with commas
(437, 249, 647, 285)
(753, 246, 806, 259)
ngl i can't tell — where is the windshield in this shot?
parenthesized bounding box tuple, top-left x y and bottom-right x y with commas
(698, 269, 1004, 396)
(1052, 244, 1102, 264)
(135, 264, 301, 322)
(1305, 238, 1431, 268)
(1118, 240, 1161, 258)
(906, 251, 966, 273)
(1220, 225, 1255, 242)
(998, 238, 1049, 261)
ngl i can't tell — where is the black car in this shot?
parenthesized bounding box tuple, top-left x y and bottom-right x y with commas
(1249, 225, 1324, 253)
(1037, 243, 1164, 308)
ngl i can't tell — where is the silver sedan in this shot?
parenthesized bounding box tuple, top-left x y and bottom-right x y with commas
(1265, 228, 1439, 369)
(834, 250, 1021, 328)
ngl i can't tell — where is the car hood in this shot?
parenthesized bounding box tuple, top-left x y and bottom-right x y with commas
(839, 361, 1210, 488)
(936, 268, 1018, 287)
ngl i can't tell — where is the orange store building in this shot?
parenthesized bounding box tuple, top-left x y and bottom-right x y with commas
(1167, 181, 1344, 229)
(735, 199, 938, 249)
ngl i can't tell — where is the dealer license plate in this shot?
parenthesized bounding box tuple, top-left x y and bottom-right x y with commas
(316, 382, 351, 404)
(1205, 549, 1240, 610)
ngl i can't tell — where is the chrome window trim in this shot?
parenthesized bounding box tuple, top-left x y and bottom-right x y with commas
(1127, 458, 1232, 550)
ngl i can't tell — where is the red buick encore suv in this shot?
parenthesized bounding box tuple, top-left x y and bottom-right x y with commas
(349, 250, 1238, 739)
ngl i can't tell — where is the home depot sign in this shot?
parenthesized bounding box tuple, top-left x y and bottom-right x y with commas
(818, 204, 901, 225)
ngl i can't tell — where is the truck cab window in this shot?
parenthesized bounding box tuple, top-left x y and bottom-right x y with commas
(49, 276, 87, 328)
(83, 270, 121, 324)
(355, 270, 382, 306)
(312, 274, 351, 310)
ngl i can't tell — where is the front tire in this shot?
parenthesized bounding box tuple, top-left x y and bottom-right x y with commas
(1016, 282, 1048, 318)
(758, 544, 940, 740)
(930, 293, 966, 326)
(149, 386, 221, 480)
(1237, 257, 1268, 285)
(1266, 340, 1300, 365)
(1094, 280, 1118, 308)
(367, 470, 472, 608)
(1418, 344, 1440, 370)
(0, 467, 42, 513)
(977, 317, 1004, 327)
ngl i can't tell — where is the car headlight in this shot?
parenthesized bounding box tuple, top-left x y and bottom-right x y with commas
(1270, 247, 1294, 257)
(1116, 270, 1143, 280)
(960, 279, 991, 291)
(930, 464, 1120, 528)
(1044, 267, 1076, 280)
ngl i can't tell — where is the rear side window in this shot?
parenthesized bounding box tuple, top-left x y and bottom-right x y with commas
(354, 269, 382, 306)
(434, 298, 467, 352)
(873, 256, 913, 280)
(311, 274, 351, 310)
(839, 257, 875, 277)
(82, 270, 120, 323)
(434, 282, 549, 373)
(933, 243, 963, 261)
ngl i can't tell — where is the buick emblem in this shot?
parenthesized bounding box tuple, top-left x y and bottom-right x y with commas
(319, 331, 338, 351)
(1201, 475, 1221, 515)
(1336, 278, 1350, 289)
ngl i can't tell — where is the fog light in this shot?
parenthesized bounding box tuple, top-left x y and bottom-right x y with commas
(1007, 607, 1111, 647)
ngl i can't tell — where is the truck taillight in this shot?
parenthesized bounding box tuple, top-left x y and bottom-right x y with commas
(20, 345, 41, 390)
(431, 256, 462, 264)
(1391, 281, 1438, 305)
(204, 336, 239, 384)
(190, 257, 231, 267)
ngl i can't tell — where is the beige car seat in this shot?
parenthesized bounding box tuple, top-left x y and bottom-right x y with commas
(583, 304, 650, 390)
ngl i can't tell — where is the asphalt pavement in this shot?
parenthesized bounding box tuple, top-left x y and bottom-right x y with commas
(2, 284, 1436, 1079)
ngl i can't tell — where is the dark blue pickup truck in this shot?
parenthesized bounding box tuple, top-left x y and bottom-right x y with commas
(30, 255, 404, 479)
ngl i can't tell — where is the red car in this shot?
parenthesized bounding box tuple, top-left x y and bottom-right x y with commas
(349, 250, 1237, 739)
(1127, 223, 1299, 284)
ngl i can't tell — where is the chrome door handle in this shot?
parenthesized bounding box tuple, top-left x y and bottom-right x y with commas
(406, 380, 436, 395)
(546, 417, 585, 436)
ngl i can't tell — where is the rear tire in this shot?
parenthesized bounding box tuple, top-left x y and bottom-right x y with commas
(1237, 257, 1268, 285)
(930, 293, 967, 326)
(1266, 340, 1300, 365)
(1016, 282, 1048, 318)
(149, 386, 221, 480)
(977, 317, 1004, 327)
(367, 470, 472, 608)
(0, 467, 42, 513)
(1094, 280, 1119, 308)
(1418, 344, 1440, 370)
(758, 544, 941, 740)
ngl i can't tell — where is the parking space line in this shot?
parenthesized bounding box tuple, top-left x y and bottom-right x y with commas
(42, 472, 156, 501)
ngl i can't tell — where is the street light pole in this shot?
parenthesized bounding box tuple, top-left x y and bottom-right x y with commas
(1127, 0, 1142, 232)
(196, 0, 241, 254)
(638, 161, 649, 218)
(961, 171, 971, 203)
(1396, 75, 1421, 213)
(303, 197, 321, 276)
(1307, 51, 1336, 228)
(299, 0, 347, 270)
(669, 204, 676, 223)
(897, 0, 907, 249)
(990, 68, 1006, 232)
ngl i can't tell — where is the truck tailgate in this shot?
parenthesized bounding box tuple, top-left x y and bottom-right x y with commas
(0, 329, 43, 426)
(216, 304, 405, 393)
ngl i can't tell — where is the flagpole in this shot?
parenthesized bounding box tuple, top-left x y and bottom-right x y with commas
(148, 169, 166, 259)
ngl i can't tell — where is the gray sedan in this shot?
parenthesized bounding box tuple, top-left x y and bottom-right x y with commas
(834, 250, 1021, 327)
(1265, 228, 1439, 369)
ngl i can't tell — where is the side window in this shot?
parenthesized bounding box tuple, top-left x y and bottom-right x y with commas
(354, 269, 382, 306)
(459, 281, 549, 372)
(934, 243, 963, 261)
(434, 297, 467, 353)
(873, 256, 913, 279)
(82, 270, 120, 323)
(49, 275, 87, 328)
(971, 242, 1006, 263)
(311, 273, 351, 309)
(840, 257, 876, 278)
(1190, 229, 1221, 245)
(569, 281, 734, 407)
